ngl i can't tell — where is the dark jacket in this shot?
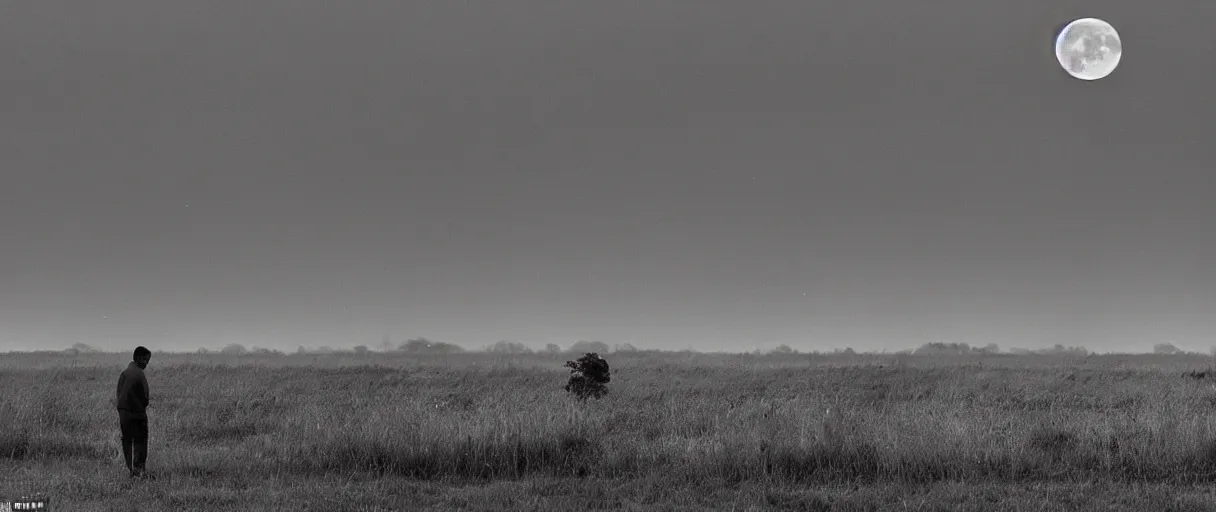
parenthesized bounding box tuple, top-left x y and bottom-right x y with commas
(116, 362, 150, 418)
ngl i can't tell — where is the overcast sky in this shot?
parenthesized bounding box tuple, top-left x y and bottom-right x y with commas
(2, 0, 1213, 353)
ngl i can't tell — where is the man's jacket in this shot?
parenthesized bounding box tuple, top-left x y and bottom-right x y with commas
(116, 362, 150, 418)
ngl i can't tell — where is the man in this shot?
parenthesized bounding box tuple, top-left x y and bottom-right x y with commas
(116, 346, 152, 479)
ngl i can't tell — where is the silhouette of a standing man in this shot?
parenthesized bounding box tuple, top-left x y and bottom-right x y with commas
(116, 346, 152, 479)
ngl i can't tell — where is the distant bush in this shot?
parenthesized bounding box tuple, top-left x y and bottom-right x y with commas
(543, 343, 562, 354)
(563, 353, 611, 401)
(221, 343, 248, 355)
(567, 340, 611, 354)
(487, 340, 533, 354)
(1155, 343, 1181, 355)
(914, 342, 973, 356)
(398, 338, 465, 354)
(64, 343, 99, 355)
(912, 342, 1002, 356)
(1037, 344, 1089, 356)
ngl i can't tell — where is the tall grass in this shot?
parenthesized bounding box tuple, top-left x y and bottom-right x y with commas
(4, 352, 1216, 485)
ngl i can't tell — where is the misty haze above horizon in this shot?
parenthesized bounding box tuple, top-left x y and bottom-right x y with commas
(2, 0, 1214, 354)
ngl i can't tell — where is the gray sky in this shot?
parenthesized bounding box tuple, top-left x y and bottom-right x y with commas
(2, 0, 1214, 353)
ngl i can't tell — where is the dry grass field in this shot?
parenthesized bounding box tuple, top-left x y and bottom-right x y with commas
(5, 350, 1216, 510)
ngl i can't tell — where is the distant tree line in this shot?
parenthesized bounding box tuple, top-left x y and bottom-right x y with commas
(193, 344, 287, 356)
(53, 339, 1216, 357)
(184, 338, 625, 356)
(914, 342, 1004, 356)
(1006, 344, 1089, 356)
(387, 337, 624, 355)
(468, 339, 623, 355)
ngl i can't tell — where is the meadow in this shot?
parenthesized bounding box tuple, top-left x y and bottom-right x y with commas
(5, 350, 1216, 510)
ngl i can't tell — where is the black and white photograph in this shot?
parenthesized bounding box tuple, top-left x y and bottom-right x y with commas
(2, 0, 1215, 509)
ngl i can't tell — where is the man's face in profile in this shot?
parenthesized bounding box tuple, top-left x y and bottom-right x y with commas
(136, 354, 150, 370)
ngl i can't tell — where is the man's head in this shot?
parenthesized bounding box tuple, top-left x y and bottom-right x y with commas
(133, 346, 151, 369)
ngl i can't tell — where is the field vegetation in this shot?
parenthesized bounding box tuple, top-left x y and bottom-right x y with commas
(4, 349, 1216, 510)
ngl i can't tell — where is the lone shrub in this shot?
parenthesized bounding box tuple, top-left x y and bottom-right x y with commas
(564, 353, 611, 401)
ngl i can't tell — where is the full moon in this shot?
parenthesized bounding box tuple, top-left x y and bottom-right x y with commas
(1054, 18, 1122, 80)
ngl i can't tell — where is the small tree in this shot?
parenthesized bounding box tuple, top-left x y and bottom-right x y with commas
(544, 343, 562, 354)
(564, 353, 611, 401)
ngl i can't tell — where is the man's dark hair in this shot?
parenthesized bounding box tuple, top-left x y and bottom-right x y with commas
(133, 346, 151, 360)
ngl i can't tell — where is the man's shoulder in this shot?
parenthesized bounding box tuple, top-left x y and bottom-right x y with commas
(121, 366, 145, 379)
